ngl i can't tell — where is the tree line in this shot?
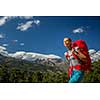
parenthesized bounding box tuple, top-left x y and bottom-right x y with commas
(0, 60, 100, 83)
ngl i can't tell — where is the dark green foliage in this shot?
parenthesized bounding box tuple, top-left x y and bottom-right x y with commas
(0, 65, 10, 82)
(81, 60, 100, 83)
(0, 59, 100, 83)
(0, 54, 68, 83)
(0, 64, 68, 83)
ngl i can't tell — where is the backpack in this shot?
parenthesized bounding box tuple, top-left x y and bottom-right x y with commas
(72, 40, 91, 71)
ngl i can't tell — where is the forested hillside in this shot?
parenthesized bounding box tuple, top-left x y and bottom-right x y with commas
(0, 59, 100, 83)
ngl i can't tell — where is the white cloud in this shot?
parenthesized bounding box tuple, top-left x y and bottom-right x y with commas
(0, 46, 8, 56)
(2, 44, 8, 47)
(34, 20, 40, 25)
(17, 21, 33, 31)
(13, 39, 18, 42)
(73, 27, 84, 33)
(0, 16, 16, 26)
(0, 46, 6, 51)
(20, 43, 24, 46)
(11, 40, 18, 44)
(0, 16, 33, 26)
(0, 16, 40, 32)
(0, 33, 5, 39)
(19, 16, 33, 19)
(0, 17, 8, 26)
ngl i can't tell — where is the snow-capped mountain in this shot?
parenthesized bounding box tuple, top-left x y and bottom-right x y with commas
(8, 51, 63, 66)
(0, 46, 67, 72)
(1, 45, 100, 64)
(8, 49, 100, 63)
(89, 49, 100, 62)
(0, 46, 64, 67)
(8, 51, 61, 61)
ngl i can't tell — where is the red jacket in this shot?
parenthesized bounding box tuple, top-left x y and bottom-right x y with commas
(65, 40, 91, 77)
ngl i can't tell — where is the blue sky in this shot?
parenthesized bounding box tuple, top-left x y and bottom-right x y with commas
(0, 16, 100, 58)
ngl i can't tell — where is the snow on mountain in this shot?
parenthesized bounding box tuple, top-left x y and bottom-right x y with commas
(89, 49, 96, 55)
(8, 51, 62, 61)
(89, 49, 100, 62)
(0, 45, 100, 63)
(0, 46, 8, 56)
(0, 46, 63, 65)
(9, 49, 100, 63)
(8, 51, 26, 59)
